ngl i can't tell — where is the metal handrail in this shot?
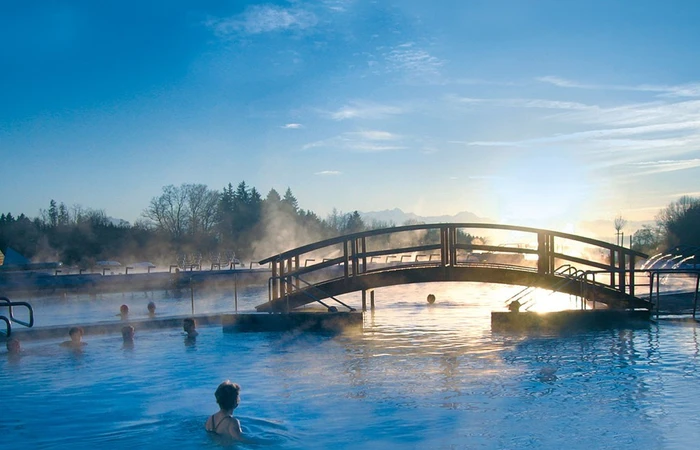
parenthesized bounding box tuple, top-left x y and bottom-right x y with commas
(0, 315, 10, 337)
(287, 275, 356, 312)
(269, 274, 356, 312)
(0, 296, 34, 328)
(504, 264, 583, 307)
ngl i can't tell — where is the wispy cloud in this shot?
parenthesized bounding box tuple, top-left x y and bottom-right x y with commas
(322, 0, 354, 12)
(448, 95, 595, 111)
(303, 129, 405, 152)
(537, 75, 700, 98)
(374, 42, 444, 82)
(628, 158, 700, 176)
(451, 85, 700, 178)
(315, 170, 342, 176)
(324, 101, 405, 120)
(282, 123, 303, 129)
(206, 5, 317, 37)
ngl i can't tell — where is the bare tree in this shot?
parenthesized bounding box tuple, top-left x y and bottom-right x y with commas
(143, 184, 189, 239)
(143, 183, 219, 240)
(186, 184, 219, 237)
(614, 215, 627, 246)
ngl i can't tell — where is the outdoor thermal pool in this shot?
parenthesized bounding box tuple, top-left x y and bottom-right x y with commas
(3, 282, 700, 449)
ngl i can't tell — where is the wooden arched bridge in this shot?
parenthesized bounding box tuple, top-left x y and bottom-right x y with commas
(255, 223, 651, 313)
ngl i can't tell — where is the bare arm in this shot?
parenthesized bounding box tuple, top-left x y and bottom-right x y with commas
(227, 418, 243, 440)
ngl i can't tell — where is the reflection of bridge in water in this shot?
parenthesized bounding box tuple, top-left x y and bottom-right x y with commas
(255, 223, 653, 313)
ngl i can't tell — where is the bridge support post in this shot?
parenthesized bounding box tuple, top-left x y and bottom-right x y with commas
(362, 290, 367, 312)
(370, 290, 375, 311)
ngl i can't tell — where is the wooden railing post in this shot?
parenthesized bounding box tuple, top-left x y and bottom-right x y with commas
(441, 227, 448, 267)
(610, 249, 616, 287)
(548, 235, 555, 274)
(279, 259, 286, 298)
(343, 240, 349, 279)
(537, 232, 546, 274)
(294, 255, 300, 291)
(618, 251, 626, 293)
(272, 260, 279, 300)
(351, 238, 358, 277)
(629, 254, 635, 297)
(361, 237, 367, 274)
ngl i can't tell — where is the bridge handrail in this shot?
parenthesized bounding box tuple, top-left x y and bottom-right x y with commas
(0, 315, 10, 337)
(258, 222, 647, 264)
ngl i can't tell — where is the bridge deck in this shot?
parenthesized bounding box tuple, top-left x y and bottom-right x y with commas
(255, 264, 652, 313)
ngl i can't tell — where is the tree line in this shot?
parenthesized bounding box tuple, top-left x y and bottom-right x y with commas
(3, 184, 697, 269)
(631, 195, 700, 256)
(0, 182, 390, 268)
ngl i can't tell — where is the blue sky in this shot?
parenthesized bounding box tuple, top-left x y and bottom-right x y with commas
(2, 0, 700, 231)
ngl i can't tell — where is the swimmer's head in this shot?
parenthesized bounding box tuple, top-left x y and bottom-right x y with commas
(121, 325, 135, 341)
(183, 318, 196, 333)
(6, 338, 20, 354)
(120, 304, 129, 315)
(69, 326, 84, 341)
(215, 380, 241, 411)
(147, 302, 156, 313)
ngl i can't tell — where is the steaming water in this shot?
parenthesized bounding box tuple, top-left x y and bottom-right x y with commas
(3, 283, 700, 449)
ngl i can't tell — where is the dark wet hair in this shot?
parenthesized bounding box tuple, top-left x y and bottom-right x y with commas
(121, 325, 135, 340)
(183, 318, 196, 328)
(69, 326, 84, 337)
(215, 381, 240, 411)
(147, 302, 156, 312)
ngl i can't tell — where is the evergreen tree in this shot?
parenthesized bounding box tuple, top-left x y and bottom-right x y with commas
(48, 199, 58, 227)
(282, 187, 299, 214)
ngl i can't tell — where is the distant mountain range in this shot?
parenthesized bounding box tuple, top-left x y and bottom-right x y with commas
(359, 208, 494, 227)
(359, 208, 654, 241)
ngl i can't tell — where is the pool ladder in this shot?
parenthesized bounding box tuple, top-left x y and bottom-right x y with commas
(504, 265, 588, 311)
(1, 296, 34, 337)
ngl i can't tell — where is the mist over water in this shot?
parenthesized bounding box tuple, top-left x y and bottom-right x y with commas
(3, 282, 700, 449)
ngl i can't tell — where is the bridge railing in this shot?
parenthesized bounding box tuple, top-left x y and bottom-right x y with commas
(258, 223, 647, 302)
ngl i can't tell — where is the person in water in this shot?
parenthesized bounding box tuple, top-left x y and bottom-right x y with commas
(118, 304, 129, 320)
(6, 337, 21, 355)
(122, 325, 135, 348)
(60, 326, 87, 348)
(205, 381, 243, 440)
(183, 318, 199, 338)
(147, 301, 156, 318)
(508, 300, 521, 313)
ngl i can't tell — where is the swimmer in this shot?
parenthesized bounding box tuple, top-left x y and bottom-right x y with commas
(6, 337, 21, 355)
(508, 300, 521, 313)
(147, 301, 156, 318)
(60, 326, 87, 348)
(118, 304, 129, 320)
(183, 318, 199, 338)
(205, 381, 243, 440)
(122, 325, 135, 345)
